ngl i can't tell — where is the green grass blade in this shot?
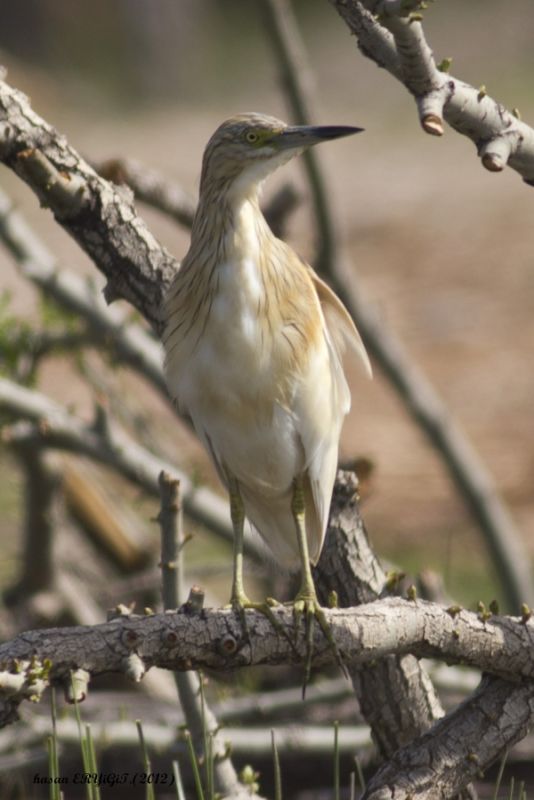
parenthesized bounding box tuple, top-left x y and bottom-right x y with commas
(349, 772, 356, 800)
(354, 755, 366, 791)
(172, 760, 186, 800)
(198, 673, 210, 794)
(50, 690, 61, 792)
(47, 735, 60, 800)
(184, 729, 205, 800)
(85, 724, 101, 800)
(509, 777, 515, 800)
(333, 720, 340, 800)
(70, 674, 93, 800)
(493, 750, 509, 800)
(271, 730, 282, 800)
(136, 720, 156, 800)
(207, 732, 214, 800)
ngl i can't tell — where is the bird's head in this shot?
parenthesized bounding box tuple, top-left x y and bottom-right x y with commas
(199, 112, 363, 201)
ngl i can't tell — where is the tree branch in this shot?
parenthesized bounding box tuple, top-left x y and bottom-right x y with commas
(95, 156, 300, 238)
(0, 77, 178, 333)
(0, 376, 250, 557)
(316, 472, 444, 756)
(0, 187, 167, 394)
(329, 0, 534, 182)
(1, 600, 534, 715)
(362, 676, 534, 800)
(261, 0, 340, 272)
(156, 473, 262, 800)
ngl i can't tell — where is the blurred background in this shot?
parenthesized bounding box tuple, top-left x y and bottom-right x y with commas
(0, 1, 534, 795)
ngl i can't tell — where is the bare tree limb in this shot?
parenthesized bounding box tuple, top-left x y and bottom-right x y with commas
(0, 78, 177, 333)
(317, 472, 445, 757)
(261, 0, 340, 272)
(362, 676, 534, 800)
(0, 376, 268, 562)
(328, 0, 534, 182)
(4, 715, 372, 760)
(156, 472, 262, 800)
(7, 448, 59, 597)
(1, 601, 534, 714)
(96, 157, 197, 228)
(0, 187, 167, 395)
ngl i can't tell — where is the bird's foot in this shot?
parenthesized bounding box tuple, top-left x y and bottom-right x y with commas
(227, 593, 299, 656)
(293, 590, 347, 697)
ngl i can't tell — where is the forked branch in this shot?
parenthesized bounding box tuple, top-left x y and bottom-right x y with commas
(329, 0, 534, 182)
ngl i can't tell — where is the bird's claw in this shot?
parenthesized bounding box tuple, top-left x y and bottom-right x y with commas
(228, 594, 299, 657)
(293, 592, 348, 697)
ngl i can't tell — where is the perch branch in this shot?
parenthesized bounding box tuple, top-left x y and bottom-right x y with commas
(2, 600, 534, 689)
(329, 0, 534, 182)
(1, 601, 534, 717)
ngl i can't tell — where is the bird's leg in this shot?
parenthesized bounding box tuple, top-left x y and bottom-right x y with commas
(227, 479, 298, 654)
(228, 479, 250, 609)
(291, 476, 346, 693)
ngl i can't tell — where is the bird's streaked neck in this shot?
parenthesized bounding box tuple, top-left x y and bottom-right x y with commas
(193, 171, 270, 259)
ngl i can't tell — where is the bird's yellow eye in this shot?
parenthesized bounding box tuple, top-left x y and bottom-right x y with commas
(245, 131, 259, 144)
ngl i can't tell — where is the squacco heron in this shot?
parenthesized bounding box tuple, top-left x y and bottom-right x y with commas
(163, 113, 371, 677)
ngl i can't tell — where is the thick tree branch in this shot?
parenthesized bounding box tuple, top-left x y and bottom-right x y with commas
(329, 0, 534, 182)
(316, 472, 444, 756)
(1, 601, 534, 714)
(363, 676, 534, 800)
(0, 78, 177, 333)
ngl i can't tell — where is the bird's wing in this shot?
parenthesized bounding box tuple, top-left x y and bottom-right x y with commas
(294, 271, 371, 564)
(293, 332, 349, 564)
(310, 271, 372, 379)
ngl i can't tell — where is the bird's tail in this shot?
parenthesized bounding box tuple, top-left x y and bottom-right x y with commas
(240, 473, 323, 570)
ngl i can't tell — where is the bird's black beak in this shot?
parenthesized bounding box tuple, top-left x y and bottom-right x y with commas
(277, 124, 364, 150)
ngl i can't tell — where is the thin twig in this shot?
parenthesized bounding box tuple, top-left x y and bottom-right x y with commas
(0, 376, 267, 561)
(0, 188, 166, 396)
(156, 471, 243, 800)
(261, 0, 339, 272)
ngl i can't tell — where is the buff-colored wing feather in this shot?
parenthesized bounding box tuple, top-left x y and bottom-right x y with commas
(311, 271, 372, 379)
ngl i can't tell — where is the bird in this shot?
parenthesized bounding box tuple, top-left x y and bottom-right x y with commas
(163, 112, 371, 678)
